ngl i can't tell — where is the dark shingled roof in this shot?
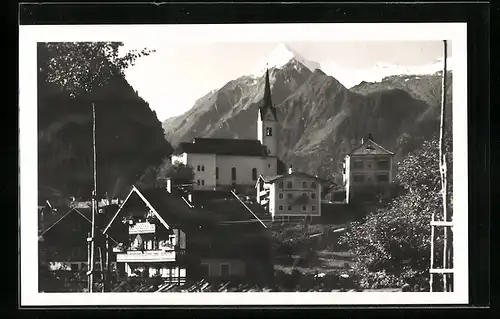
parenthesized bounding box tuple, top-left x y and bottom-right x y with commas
(176, 138, 268, 157)
(350, 139, 394, 156)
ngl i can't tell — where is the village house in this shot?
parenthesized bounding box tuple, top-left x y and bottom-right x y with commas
(255, 167, 327, 223)
(343, 134, 395, 203)
(103, 186, 273, 286)
(38, 201, 120, 277)
(171, 69, 284, 192)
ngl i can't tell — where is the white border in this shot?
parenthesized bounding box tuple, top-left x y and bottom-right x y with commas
(19, 23, 468, 306)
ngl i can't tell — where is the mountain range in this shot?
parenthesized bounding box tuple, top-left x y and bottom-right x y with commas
(163, 44, 452, 180)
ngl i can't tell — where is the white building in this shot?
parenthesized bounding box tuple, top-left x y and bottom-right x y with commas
(171, 69, 280, 191)
(343, 135, 394, 203)
(255, 168, 324, 222)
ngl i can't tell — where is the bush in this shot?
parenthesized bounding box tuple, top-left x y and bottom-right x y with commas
(339, 133, 452, 291)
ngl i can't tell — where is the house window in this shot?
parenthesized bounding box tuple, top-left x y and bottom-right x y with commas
(287, 193, 293, 199)
(197, 165, 200, 172)
(279, 193, 284, 199)
(311, 182, 317, 189)
(252, 168, 258, 181)
(279, 205, 284, 211)
(197, 180, 200, 186)
(231, 167, 237, 181)
(268, 164, 271, 168)
(302, 192, 307, 198)
(201, 165, 205, 172)
(200, 263, 209, 277)
(302, 205, 307, 212)
(377, 159, 390, 170)
(376, 174, 389, 182)
(353, 174, 364, 183)
(201, 180, 205, 186)
(279, 181, 284, 188)
(266, 127, 273, 136)
(287, 205, 292, 211)
(312, 205, 317, 211)
(311, 193, 316, 199)
(220, 263, 230, 277)
(353, 160, 363, 169)
(216, 167, 219, 180)
(287, 181, 293, 188)
(302, 181, 307, 188)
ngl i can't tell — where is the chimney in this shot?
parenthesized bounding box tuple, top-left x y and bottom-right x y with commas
(288, 165, 293, 174)
(166, 178, 172, 193)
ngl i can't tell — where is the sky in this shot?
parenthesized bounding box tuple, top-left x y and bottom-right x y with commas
(121, 41, 453, 121)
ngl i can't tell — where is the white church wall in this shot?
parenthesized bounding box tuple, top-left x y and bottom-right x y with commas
(215, 155, 267, 187)
(186, 154, 217, 190)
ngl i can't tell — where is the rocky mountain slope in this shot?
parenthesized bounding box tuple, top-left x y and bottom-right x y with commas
(163, 47, 452, 181)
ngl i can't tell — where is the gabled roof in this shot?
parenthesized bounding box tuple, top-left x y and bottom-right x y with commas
(349, 138, 394, 156)
(39, 205, 120, 245)
(176, 138, 268, 157)
(259, 68, 278, 122)
(257, 171, 329, 184)
(103, 186, 217, 235)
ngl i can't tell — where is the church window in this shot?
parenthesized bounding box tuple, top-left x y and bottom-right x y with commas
(311, 182, 317, 189)
(287, 205, 292, 211)
(312, 205, 317, 211)
(302, 205, 307, 212)
(266, 127, 273, 136)
(252, 168, 258, 181)
(279, 181, 284, 188)
(216, 167, 219, 180)
(279, 205, 283, 211)
(201, 165, 205, 172)
(231, 167, 237, 181)
(311, 193, 316, 199)
(302, 181, 307, 188)
(279, 193, 284, 199)
(287, 181, 293, 188)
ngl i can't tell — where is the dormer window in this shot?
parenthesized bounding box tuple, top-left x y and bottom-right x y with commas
(266, 127, 273, 136)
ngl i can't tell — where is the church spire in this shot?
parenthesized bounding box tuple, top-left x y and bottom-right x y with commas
(259, 67, 277, 121)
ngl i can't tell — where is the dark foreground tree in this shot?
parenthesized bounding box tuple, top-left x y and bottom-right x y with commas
(339, 131, 452, 290)
(38, 42, 173, 199)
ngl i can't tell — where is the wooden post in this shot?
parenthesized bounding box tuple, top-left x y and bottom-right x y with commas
(439, 40, 449, 292)
(105, 235, 111, 292)
(87, 231, 92, 292)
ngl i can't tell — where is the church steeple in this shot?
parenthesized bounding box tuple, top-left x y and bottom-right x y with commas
(259, 68, 278, 122)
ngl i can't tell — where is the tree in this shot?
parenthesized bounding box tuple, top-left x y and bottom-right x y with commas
(339, 131, 452, 290)
(39, 42, 154, 99)
(137, 159, 195, 188)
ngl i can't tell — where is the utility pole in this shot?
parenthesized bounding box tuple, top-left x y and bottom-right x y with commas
(430, 40, 453, 292)
(87, 102, 98, 293)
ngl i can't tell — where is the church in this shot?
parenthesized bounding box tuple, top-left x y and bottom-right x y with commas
(171, 69, 282, 191)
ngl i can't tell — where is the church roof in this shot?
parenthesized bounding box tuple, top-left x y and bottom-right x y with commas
(350, 138, 394, 156)
(259, 69, 278, 121)
(176, 138, 267, 157)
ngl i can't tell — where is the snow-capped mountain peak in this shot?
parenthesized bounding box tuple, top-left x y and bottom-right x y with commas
(251, 43, 322, 76)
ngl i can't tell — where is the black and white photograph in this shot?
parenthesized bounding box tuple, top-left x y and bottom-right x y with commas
(20, 23, 468, 306)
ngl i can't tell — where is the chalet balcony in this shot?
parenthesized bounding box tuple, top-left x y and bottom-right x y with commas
(116, 249, 176, 263)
